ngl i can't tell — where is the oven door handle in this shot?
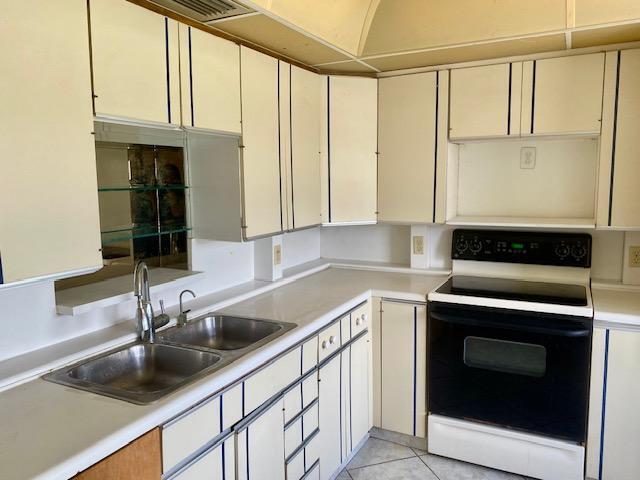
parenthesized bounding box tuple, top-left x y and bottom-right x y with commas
(429, 311, 591, 337)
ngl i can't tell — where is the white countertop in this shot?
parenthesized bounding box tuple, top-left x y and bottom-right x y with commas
(591, 281, 640, 330)
(0, 266, 447, 480)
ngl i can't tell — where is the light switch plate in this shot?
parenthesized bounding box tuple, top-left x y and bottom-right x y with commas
(629, 246, 640, 267)
(413, 235, 425, 255)
(520, 147, 536, 169)
(273, 244, 282, 266)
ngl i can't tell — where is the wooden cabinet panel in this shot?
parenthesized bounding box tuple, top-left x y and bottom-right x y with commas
(350, 333, 372, 449)
(328, 76, 378, 223)
(290, 65, 322, 229)
(378, 73, 437, 223)
(449, 63, 512, 139)
(75, 429, 161, 479)
(90, 0, 179, 124)
(318, 355, 342, 480)
(531, 53, 605, 135)
(240, 46, 283, 238)
(380, 301, 427, 437)
(609, 49, 640, 228)
(0, 0, 101, 284)
(237, 398, 286, 480)
(179, 25, 241, 133)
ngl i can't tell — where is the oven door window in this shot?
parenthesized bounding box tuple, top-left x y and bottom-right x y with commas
(464, 336, 546, 377)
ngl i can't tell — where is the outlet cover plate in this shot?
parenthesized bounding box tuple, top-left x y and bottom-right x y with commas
(274, 244, 282, 266)
(520, 147, 536, 169)
(413, 235, 425, 255)
(629, 246, 640, 267)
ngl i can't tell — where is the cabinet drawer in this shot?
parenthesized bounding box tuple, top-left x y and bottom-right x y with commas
(302, 403, 319, 439)
(286, 449, 305, 480)
(245, 347, 301, 413)
(302, 373, 318, 408)
(302, 336, 318, 373)
(341, 315, 351, 343)
(222, 384, 243, 430)
(162, 396, 221, 472)
(304, 433, 320, 473)
(167, 435, 234, 480)
(351, 302, 370, 337)
(285, 418, 303, 458)
(284, 385, 303, 423)
(302, 460, 320, 480)
(318, 322, 341, 362)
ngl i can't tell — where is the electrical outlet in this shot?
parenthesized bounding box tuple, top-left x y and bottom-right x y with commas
(629, 246, 640, 267)
(273, 244, 282, 266)
(413, 235, 425, 255)
(520, 147, 536, 169)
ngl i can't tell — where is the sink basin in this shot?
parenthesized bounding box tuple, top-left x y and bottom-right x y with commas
(44, 343, 222, 404)
(157, 315, 295, 351)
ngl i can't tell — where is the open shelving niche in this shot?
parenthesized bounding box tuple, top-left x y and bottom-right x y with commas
(444, 135, 600, 229)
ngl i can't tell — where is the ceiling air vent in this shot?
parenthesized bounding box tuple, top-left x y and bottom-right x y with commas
(151, 0, 253, 23)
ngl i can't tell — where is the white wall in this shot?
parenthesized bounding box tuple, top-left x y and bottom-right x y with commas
(320, 224, 410, 264)
(282, 228, 321, 269)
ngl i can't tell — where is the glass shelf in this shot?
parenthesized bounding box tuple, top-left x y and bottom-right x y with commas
(98, 184, 189, 192)
(101, 224, 191, 246)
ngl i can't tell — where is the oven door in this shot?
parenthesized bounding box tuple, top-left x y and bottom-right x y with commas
(428, 301, 592, 443)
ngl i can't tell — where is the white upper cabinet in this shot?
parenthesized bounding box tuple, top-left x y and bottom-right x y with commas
(598, 48, 640, 228)
(289, 65, 322, 230)
(240, 46, 282, 239)
(89, 0, 180, 124)
(449, 63, 519, 139)
(328, 76, 378, 224)
(0, 0, 101, 285)
(378, 72, 438, 223)
(179, 25, 241, 134)
(523, 53, 605, 135)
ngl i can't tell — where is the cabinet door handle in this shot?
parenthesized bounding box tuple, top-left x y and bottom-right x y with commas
(329, 336, 337, 346)
(321, 340, 328, 350)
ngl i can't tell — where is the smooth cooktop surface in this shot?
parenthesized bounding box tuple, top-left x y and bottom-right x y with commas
(435, 275, 588, 306)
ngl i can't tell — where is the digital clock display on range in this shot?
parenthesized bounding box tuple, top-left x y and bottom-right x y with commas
(511, 242, 525, 250)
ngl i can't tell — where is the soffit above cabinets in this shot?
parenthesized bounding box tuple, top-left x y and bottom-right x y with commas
(141, 0, 640, 74)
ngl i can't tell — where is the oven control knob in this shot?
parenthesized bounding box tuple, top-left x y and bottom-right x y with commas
(555, 244, 570, 259)
(454, 238, 469, 254)
(571, 244, 587, 260)
(469, 239, 482, 254)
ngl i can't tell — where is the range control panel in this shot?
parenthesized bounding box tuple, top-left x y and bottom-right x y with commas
(451, 229, 592, 268)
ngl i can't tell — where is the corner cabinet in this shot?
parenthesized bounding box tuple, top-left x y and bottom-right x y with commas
(178, 25, 241, 134)
(587, 327, 640, 480)
(378, 72, 447, 223)
(597, 48, 640, 228)
(89, 0, 180, 124)
(240, 46, 283, 239)
(0, 0, 101, 285)
(327, 76, 378, 224)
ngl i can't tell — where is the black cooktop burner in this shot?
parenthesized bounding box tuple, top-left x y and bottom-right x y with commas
(436, 275, 588, 306)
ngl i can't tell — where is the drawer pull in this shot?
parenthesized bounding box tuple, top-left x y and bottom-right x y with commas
(329, 336, 337, 346)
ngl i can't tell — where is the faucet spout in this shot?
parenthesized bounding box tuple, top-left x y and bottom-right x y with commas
(134, 261, 155, 343)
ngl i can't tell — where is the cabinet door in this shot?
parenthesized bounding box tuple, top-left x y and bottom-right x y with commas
(328, 76, 377, 223)
(240, 46, 282, 238)
(75, 429, 161, 479)
(380, 301, 427, 437)
(350, 333, 372, 449)
(237, 398, 285, 480)
(169, 436, 234, 480)
(179, 25, 241, 134)
(598, 329, 640, 479)
(318, 355, 342, 480)
(449, 63, 512, 139)
(378, 73, 437, 223)
(529, 53, 604, 135)
(608, 49, 640, 228)
(0, 0, 101, 285)
(89, 0, 180, 124)
(290, 65, 322, 229)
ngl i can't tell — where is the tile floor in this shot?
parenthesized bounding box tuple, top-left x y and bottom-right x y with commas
(337, 437, 531, 480)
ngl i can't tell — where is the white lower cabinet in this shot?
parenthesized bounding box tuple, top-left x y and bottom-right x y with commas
(168, 434, 234, 480)
(588, 327, 640, 480)
(318, 354, 343, 480)
(237, 397, 286, 480)
(377, 300, 427, 437)
(350, 333, 372, 449)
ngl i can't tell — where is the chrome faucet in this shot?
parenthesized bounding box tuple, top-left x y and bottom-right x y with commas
(177, 289, 196, 327)
(133, 261, 170, 342)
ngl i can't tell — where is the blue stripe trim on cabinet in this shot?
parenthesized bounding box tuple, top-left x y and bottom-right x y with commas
(220, 396, 225, 480)
(188, 27, 194, 127)
(598, 329, 611, 480)
(432, 71, 439, 223)
(246, 429, 250, 480)
(412, 306, 417, 437)
(242, 382, 245, 417)
(530, 60, 537, 134)
(349, 345, 353, 450)
(164, 18, 171, 123)
(0, 254, 3, 284)
(339, 354, 343, 461)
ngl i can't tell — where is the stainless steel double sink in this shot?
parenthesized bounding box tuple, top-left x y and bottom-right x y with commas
(44, 314, 296, 405)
